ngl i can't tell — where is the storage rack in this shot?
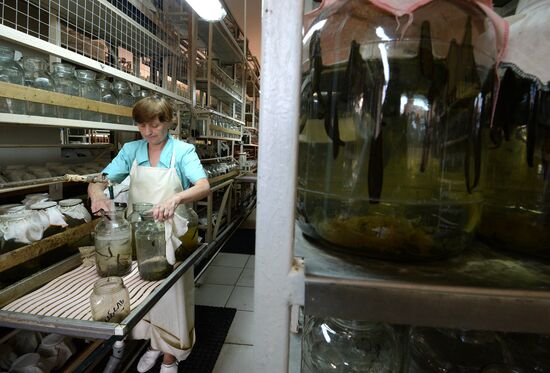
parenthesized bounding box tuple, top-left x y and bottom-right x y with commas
(255, 0, 550, 372)
(0, 0, 259, 367)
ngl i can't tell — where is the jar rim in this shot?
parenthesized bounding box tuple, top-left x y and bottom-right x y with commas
(93, 276, 126, 293)
(59, 198, 83, 207)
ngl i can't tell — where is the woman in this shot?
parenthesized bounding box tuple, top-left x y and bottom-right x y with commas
(89, 96, 210, 373)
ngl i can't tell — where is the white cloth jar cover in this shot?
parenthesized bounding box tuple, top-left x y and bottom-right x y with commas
(30, 201, 68, 228)
(58, 199, 92, 223)
(0, 206, 47, 244)
(502, 0, 550, 85)
(127, 149, 194, 361)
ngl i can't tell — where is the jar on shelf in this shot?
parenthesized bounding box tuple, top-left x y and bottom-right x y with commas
(29, 201, 68, 238)
(297, 0, 502, 260)
(76, 69, 101, 122)
(128, 202, 154, 259)
(52, 62, 80, 119)
(36, 333, 75, 371)
(94, 211, 132, 277)
(478, 0, 550, 260)
(9, 353, 48, 373)
(404, 328, 509, 372)
(175, 205, 199, 261)
(58, 198, 92, 227)
(135, 211, 172, 281)
(89, 276, 130, 323)
(22, 192, 49, 208)
(113, 80, 135, 125)
(0, 45, 25, 114)
(0, 206, 47, 253)
(27, 166, 53, 179)
(3, 165, 35, 182)
(21, 57, 56, 117)
(302, 317, 402, 373)
(133, 89, 150, 100)
(97, 79, 118, 123)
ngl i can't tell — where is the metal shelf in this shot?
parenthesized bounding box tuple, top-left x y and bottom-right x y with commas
(194, 107, 245, 126)
(197, 21, 244, 64)
(295, 225, 550, 334)
(196, 79, 243, 103)
(0, 113, 139, 132)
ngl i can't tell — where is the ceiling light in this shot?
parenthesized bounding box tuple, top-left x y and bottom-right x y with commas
(185, 0, 227, 22)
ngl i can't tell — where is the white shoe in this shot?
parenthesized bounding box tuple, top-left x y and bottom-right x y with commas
(160, 362, 178, 373)
(137, 349, 163, 372)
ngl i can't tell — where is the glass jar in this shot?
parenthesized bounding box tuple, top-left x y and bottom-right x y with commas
(52, 62, 80, 119)
(9, 353, 47, 373)
(97, 79, 118, 123)
(76, 69, 101, 122)
(128, 202, 154, 259)
(22, 193, 49, 208)
(302, 317, 401, 373)
(94, 211, 132, 277)
(135, 211, 172, 281)
(297, 0, 499, 260)
(478, 1, 550, 259)
(113, 80, 135, 125)
(30, 201, 67, 238)
(0, 45, 25, 114)
(175, 205, 200, 261)
(22, 57, 56, 117)
(89, 276, 130, 323)
(36, 333, 75, 371)
(404, 328, 508, 372)
(58, 198, 91, 227)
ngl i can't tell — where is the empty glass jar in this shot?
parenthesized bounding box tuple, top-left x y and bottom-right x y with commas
(175, 205, 200, 261)
(22, 57, 56, 116)
(97, 79, 118, 123)
(135, 211, 172, 281)
(128, 202, 153, 259)
(52, 62, 80, 119)
(76, 69, 101, 122)
(297, 0, 499, 260)
(404, 328, 508, 372)
(94, 211, 132, 277)
(113, 80, 135, 125)
(0, 45, 25, 114)
(89, 276, 130, 323)
(302, 317, 401, 373)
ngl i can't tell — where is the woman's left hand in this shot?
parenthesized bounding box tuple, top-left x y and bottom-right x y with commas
(153, 195, 180, 221)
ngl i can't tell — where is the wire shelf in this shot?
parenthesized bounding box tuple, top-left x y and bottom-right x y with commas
(0, 0, 190, 99)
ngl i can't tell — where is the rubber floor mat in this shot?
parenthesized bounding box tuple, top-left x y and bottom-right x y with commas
(128, 305, 237, 373)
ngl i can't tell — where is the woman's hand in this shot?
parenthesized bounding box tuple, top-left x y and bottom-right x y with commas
(153, 195, 181, 221)
(91, 197, 114, 215)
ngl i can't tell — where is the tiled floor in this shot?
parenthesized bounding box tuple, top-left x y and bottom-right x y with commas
(195, 253, 256, 372)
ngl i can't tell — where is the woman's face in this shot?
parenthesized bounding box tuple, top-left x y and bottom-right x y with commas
(137, 117, 169, 145)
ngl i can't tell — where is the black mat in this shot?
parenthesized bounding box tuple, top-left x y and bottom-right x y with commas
(129, 305, 236, 373)
(220, 228, 255, 255)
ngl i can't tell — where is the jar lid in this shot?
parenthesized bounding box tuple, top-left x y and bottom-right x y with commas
(59, 198, 83, 207)
(30, 201, 58, 210)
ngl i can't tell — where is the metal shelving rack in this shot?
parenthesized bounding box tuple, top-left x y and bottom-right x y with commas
(254, 1, 550, 372)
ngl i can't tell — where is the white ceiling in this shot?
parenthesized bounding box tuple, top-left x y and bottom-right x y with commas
(224, 0, 262, 64)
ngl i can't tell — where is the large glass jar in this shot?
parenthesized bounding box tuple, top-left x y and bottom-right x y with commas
(478, 1, 550, 259)
(113, 80, 135, 125)
(29, 201, 67, 238)
(297, 0, 499, 260)
(97, 79, 118, 123)
(22, 57, 56, 117)
(52, 62, 80, 119)
(94, 211, 132, 277)
(89, 277, 130, 323)
(302, 317, 401, 373)
(58, 198, 91, 227)
(0, 45, 25, 114)
(135, 211, 172, 281)
(404, 328, 508, 372)
(128, 202, 153, 259)
(76, 69, 101, 122)
(175, 205, 200, 261)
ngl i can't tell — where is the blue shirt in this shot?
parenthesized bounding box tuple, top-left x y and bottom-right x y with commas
(102, 135, 207, 190)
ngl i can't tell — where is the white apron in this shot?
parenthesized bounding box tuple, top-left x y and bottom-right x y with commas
(128, 151, 195, 361)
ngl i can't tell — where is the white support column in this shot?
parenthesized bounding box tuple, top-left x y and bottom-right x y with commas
(254, 0, 303, 371)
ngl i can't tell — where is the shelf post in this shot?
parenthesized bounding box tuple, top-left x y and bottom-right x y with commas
(253, 0, 303, 371)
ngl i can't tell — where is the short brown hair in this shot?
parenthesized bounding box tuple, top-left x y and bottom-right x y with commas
(132, 95, 174, 124)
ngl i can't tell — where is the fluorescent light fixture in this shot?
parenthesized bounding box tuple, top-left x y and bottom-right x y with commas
(185, 0, 227, 22)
